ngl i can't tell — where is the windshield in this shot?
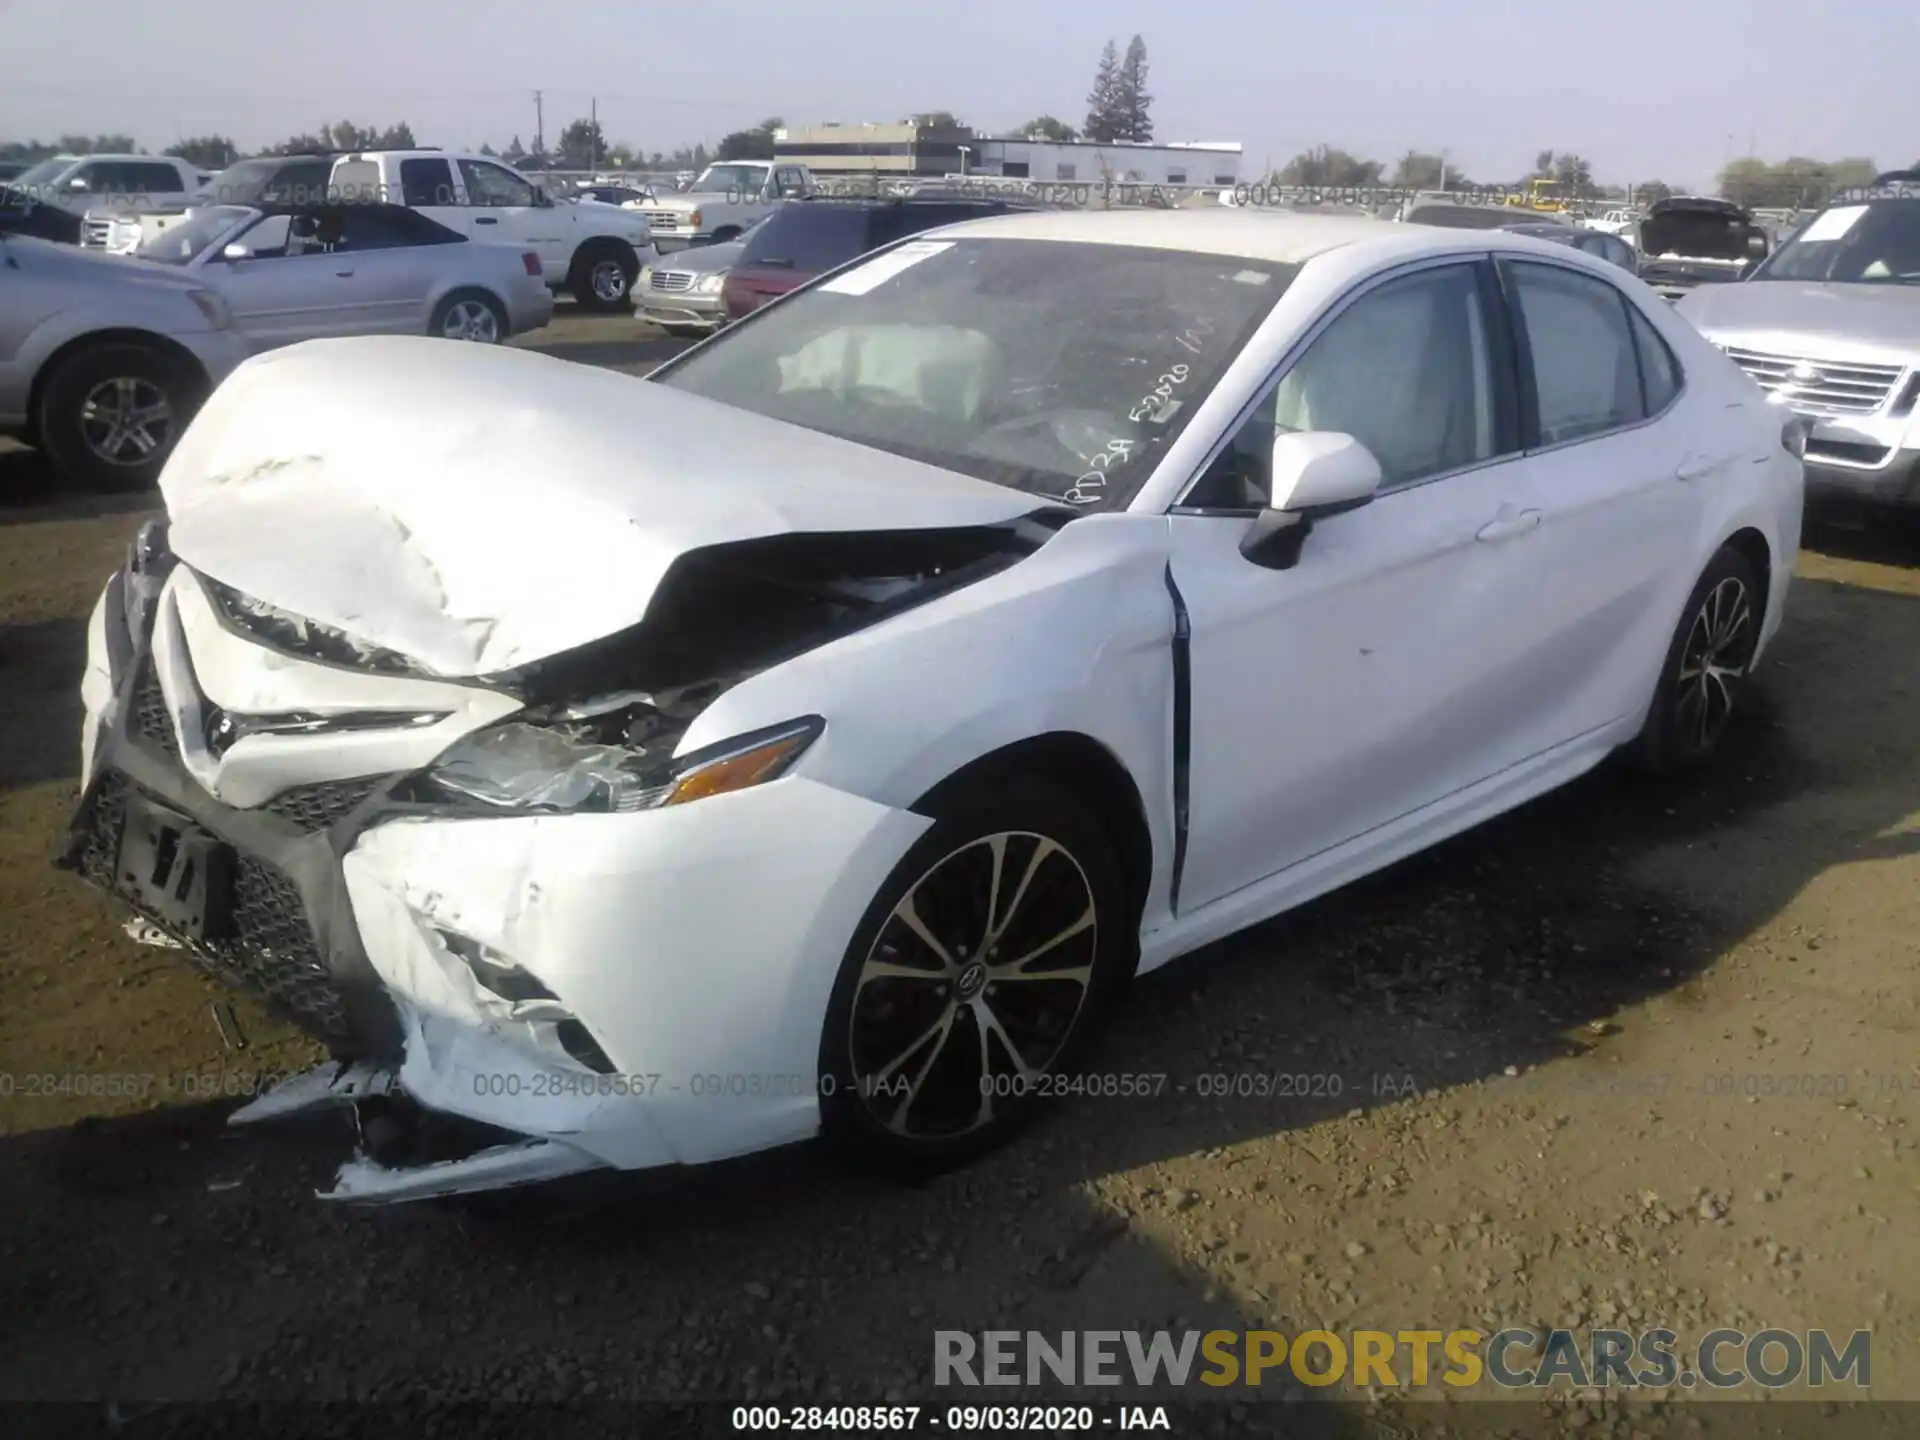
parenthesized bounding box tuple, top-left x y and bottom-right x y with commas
(652, 237, 1298, 510)
(9, 157, 73, 192)
(692, 164, 768, 194)
(134, 205, 253, 263)
(1751, 198, 1920, 285)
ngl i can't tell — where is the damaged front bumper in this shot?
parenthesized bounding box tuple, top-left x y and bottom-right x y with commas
(61, 554, 929, 1203)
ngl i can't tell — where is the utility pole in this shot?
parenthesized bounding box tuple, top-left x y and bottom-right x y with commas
(591, 96, 599, 174)
(533, 90, 545, 165)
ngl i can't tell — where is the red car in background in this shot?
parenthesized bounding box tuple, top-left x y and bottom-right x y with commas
(721, 193, 1036, 321)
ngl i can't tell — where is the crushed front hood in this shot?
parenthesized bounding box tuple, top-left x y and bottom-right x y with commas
(159, 337, 1045, 678)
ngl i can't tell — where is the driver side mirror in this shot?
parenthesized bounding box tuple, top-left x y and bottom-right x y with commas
(1239, 432, 1382, 570)
(220, 242, 254, 261)
(68, 175, 91, 191)
(533, 186, 553, 208)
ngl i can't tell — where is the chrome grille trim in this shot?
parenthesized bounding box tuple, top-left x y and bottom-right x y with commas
(1721, 346, 1906, 416)
(649, 270, 695, 292)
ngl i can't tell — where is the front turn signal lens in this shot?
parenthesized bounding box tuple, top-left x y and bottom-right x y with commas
(661, 718, 823, 807)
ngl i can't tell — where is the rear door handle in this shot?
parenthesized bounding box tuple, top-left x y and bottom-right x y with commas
(474, 216, 499, 225)
(334, 270, 354, 278)
(1476, 509, 1543, 542)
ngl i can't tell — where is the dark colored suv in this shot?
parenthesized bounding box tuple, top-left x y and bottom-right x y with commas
(721, 194, 1034, 321)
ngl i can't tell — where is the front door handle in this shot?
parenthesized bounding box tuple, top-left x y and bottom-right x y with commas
(334, 270, 354, 278)
(474, 216, 499, 225)
(1677, 454, 1726, 482)
(1476, 509, 1543, 542)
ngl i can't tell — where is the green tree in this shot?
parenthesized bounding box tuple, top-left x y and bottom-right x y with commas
(503, 135, 527, 162)
(1113, 35, 1153, 143)
(1083, 39, 1124, 143)
(164, 135, 240, 169)
(1014, 115, 1077, 143)
(1278, 145, 1383, 187)
(1391, 151, 1446, 189)
(557, 118, 606, 169)
(1633, 179, 1675, 205)
(910, 111, 966, 130)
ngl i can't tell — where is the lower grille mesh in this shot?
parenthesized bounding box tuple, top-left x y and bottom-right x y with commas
(261, 777, 382, 832)
(131, 658, 179, 757)
(76, 772, 353, 1044)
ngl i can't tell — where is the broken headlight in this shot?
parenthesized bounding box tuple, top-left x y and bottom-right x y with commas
(407, 710, 824, 815)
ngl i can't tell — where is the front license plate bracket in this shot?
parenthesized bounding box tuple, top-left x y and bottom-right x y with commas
(115, 795, 235, 944)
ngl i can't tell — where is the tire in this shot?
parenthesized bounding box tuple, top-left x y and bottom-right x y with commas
(1626, 544, 1764, 774)
(569, 241, 637, 311)
(817, 777, 1133, 1172)
(36, 342, 206, 493)
(659, 324, 708, 340)
(429, 289, 508, 343)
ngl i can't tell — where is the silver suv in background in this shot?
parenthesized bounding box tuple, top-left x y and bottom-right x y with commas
(1, 233, 248, 491)
(1676, 183, 1920, 516)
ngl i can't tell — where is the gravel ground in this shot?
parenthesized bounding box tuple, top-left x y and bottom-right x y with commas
(1, 309, 1915, 1427)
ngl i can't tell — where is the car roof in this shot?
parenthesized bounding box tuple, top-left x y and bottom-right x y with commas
(921, 208, 1439, 264)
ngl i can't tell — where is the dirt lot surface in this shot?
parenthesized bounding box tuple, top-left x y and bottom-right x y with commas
(1, 308, 1915, 1430)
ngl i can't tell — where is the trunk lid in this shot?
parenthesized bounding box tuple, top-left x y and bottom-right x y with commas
(160, 337, 1050, 678)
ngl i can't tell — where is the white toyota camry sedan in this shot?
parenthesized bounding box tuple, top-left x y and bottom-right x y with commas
(62, 210, 1805, 1203)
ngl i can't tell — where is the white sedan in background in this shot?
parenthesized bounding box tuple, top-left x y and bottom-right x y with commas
(128, 201, 554, 349)
(62, 211, 1803, 1202)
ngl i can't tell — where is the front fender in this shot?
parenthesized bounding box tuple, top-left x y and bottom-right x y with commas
(683, 512, 1180, 918)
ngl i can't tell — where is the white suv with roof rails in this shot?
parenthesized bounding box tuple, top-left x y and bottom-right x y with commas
(326, 150, 656, 310)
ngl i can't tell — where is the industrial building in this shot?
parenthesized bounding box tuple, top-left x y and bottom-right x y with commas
(774, 122, 1242, 187)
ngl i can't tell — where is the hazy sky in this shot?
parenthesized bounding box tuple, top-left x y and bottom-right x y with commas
(3, 0, 1914, 189)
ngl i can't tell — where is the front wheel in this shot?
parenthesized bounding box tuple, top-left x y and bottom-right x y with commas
(1627, 545, 1764, 774)
(818, 779, 1131, 1171)
(36, 343, 205, 492)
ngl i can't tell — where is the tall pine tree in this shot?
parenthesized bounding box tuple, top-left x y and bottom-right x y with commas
(1083, 40, 1123, 143)
(1114, 36, 1153, 143)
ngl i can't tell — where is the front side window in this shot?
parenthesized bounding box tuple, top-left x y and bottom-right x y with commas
(652, 237, 1298, 510)
(1753, 198, 1920, 285)
(459, 159, 535, 207)
(1508, 261, 1644, 444)
(1245, 263, 1498, 496)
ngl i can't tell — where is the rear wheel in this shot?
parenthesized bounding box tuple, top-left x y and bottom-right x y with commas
(429, 289, 507, 343)
(36, 343, 205, 492)
(569, 241, 637, 311)
(818, 779, 1131, 1171)
(1628, 545, 1763, 773)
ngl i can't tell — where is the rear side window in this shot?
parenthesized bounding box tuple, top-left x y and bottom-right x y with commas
(262, 160, 334, 206)
(871, 203, 1008, 246)
(739, 203, 877, 272)
(1508, 261, 1645, 444)
(1627, 305, 1682, 414)
(127, 162, 185, 193)
(398, 157, 457, 207)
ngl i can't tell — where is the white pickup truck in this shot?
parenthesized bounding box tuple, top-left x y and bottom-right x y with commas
(90, 150, 657, 310)
(637, 160, 817, 252)
(325, 150, 657, 309)
(1, 154, 210, 246)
